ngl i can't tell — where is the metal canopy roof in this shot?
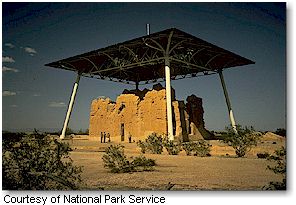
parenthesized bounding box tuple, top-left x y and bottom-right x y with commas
(45, 28, 254, 85)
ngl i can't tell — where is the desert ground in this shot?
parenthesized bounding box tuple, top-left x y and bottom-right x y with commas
(66, 132, 285, 190)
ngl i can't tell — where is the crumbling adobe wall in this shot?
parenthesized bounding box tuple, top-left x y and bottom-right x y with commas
(186, 95, 214, 140)
(89, 84, 171, 142)
(89, 94, 141, 142)
(89, 84, 213, 142)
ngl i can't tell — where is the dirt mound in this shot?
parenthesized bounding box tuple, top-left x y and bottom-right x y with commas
(261, 132, 285, 141)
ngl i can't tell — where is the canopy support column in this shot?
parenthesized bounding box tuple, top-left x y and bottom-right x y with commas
(135, 81, 139, 90)
(218, 70, 238, 134)
(60, 73, 81, 139)
(165, 58, 174, 141)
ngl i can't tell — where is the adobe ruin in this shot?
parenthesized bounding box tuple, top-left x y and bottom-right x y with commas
(89, 83, 213, 142)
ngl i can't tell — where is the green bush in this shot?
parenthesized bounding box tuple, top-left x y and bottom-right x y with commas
(163, 139, 182, 155)
(146, 133, 164, 154)
(131, 155, 156, 171)
(77, 129, 89, 135)
(102, 145, 132, 173)
(257, 152, 270, 159)
(102, 145, 156, 173)
(274, 128, 286, 137)
(220, 125, 261, 157)
(65, 127, 75, 135)
(182, 142, 194, 156)
(182, 140, 211, 157)
(263, 146, 286, 190)
(136, 133, 164, 154)
(2, 131, 82, 190)
(137, 140, 147, 154)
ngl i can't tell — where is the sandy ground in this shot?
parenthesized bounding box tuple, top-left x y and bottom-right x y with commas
(67, 134, 285, 190)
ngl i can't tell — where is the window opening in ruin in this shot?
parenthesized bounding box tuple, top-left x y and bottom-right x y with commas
(120, 123, 125, 141)
(118, 103, 125, 114)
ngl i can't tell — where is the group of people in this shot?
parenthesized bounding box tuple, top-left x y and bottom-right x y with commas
(100, 132, 110, 143)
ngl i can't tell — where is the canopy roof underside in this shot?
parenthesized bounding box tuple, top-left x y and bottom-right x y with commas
(45, 28, 254, 85)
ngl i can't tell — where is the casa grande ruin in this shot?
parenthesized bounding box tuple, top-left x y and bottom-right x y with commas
(89, 83, 213, 142)
(46, 26, 254, 141)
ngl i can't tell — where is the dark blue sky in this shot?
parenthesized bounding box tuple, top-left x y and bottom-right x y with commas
(2, 2, 286, 132)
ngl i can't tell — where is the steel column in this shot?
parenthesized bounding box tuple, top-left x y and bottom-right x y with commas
(135, 81, 139, 90)
(218, 70, 238, 133)
(165, 58, 174, 141)
(146, 23, 150, 35)
(60, 74, 81, 139)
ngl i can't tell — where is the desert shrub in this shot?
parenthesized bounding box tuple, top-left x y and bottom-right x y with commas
(137, 140, 147, 154)
(163, 139, 182, 155)
(220, 125, 261, 157)
(274, 128, 286, 137)
(257, 152, 270, 159)
(2, 131, 82, 190)
(146, 133, 164, 154)
(102, 145, 156, 173)
(263, 146, 286, 190)
(77, 129, 89, 135)
(2, 131, 26, 150)
(193, 140, 212, 157)
(182, 142, 195, 156)
(102, 145, 132, 173)
(65, 127, 75, 135)
(136, 133, 164, 154)
(182, 140, 211, 157)
(264, 179, 286, 190)
(131, 155, 156, 171)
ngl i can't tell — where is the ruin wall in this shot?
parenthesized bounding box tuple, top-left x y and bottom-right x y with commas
(89, 85, 213, 142)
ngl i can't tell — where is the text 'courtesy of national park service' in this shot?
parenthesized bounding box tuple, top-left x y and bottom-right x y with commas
(2, 194, 166, 205)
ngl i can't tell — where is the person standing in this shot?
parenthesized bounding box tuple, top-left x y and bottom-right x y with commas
(103, 132, 106, 143)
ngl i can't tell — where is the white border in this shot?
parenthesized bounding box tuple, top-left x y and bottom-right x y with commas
(1, 1, 294, 205)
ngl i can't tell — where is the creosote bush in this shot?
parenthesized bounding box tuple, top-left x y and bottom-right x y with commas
(137, 133, 164, 154)
(220, 125, 261, 157)
(102, 145, 132, 173)
(163, 139, 182, 155)
(137, 133, 212, 157)
(2, 131, 82, 190)
(274, 128, 286, 137)
(137, 140, 147, 154)
(257, 152, 270, 159)
(263, 146, 286, 190)
(131, 155, 156, 171)
(146, 133, 164, 154)
(182, 140, 211, 157)
(102, 145, 156, 173)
